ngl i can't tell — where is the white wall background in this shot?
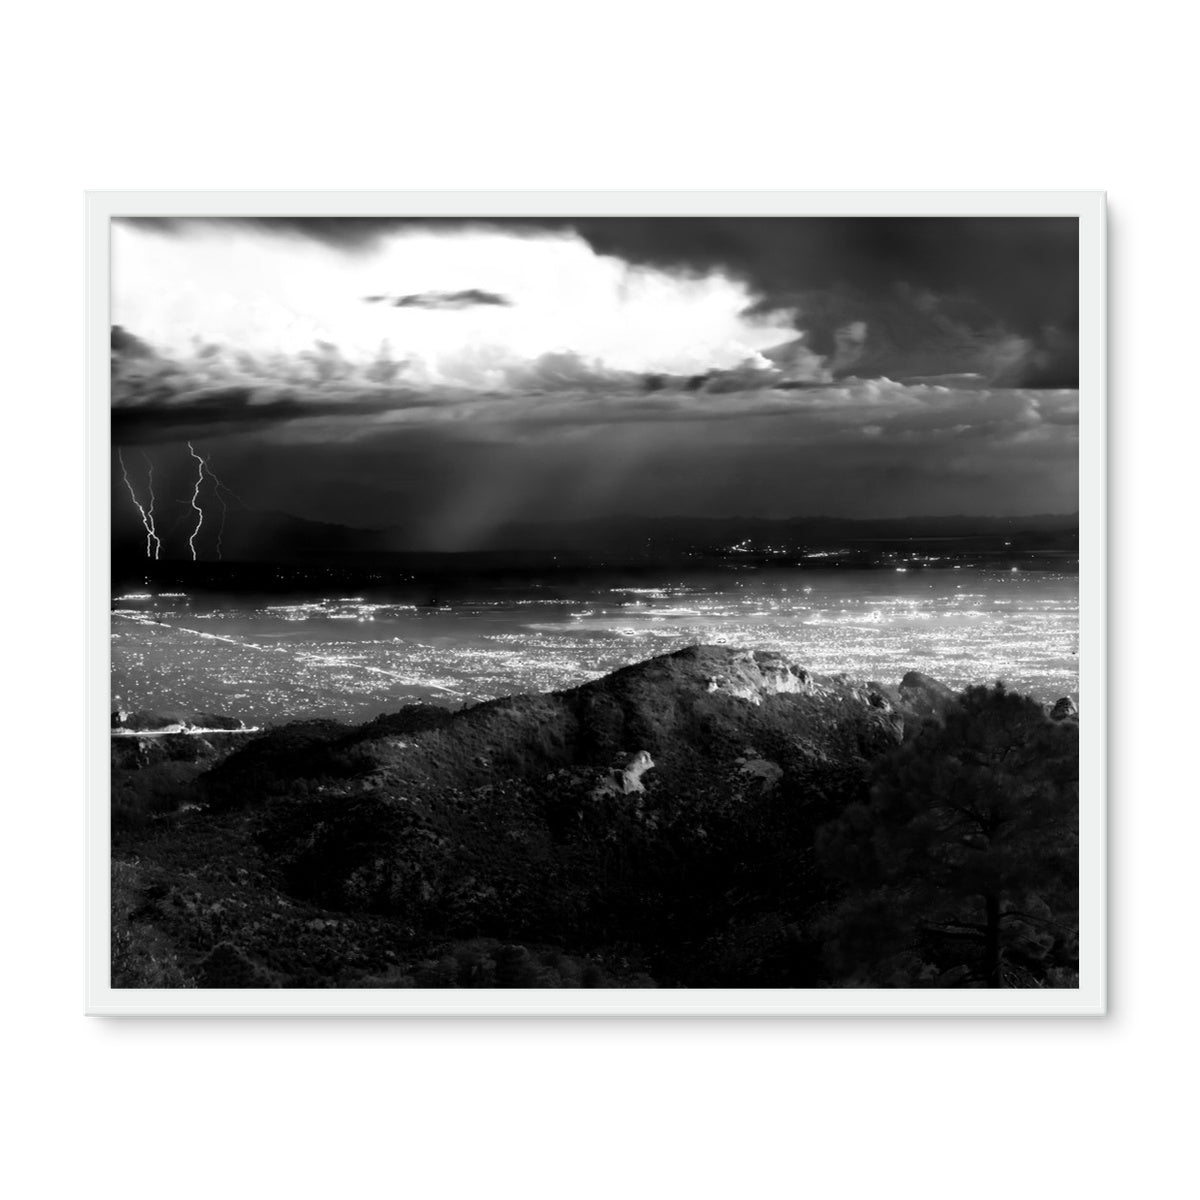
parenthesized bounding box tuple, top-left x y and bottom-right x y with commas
(3, 2, 1194, 1196)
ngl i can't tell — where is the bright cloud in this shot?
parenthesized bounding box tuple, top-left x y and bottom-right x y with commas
(112, 222, 804, 384)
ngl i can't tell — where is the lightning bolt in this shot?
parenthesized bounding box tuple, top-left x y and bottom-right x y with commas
(187, 441, 207, 561)
(141, 451, 162, 560)
(212, 486, 227, 560)
(184, 443, 243, 561)
(209, 476, 248, 561)
(117, 448, 162, 560)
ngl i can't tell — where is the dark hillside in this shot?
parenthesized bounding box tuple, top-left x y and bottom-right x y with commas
(202, 646, 908, 803)
(111, 646, 1077, 989)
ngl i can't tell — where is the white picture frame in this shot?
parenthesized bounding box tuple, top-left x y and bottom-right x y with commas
(86, 190, 1105, 1016)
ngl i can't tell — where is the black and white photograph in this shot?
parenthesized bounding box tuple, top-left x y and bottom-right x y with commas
(15, 4, 1193, 1191)
(100, 200, 1098, 1005)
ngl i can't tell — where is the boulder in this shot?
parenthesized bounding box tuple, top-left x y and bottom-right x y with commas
(591, 750, 656, 799)
(896, 670, 958, 725)
(738, 758, 784, 790)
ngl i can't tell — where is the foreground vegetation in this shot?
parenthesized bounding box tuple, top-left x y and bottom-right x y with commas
(111, 647, 1078, 988)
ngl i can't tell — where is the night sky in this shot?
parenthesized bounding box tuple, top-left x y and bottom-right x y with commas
(111, 216, 1079, 555)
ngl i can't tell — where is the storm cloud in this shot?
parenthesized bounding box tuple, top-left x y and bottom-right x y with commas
(110, 217, 1080, 548)
(122, 216, 1079, 387)
(110, 324, 851, 444)
(364, 288, 512, 310)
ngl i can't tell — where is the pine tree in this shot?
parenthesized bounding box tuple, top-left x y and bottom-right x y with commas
(817, 684, 1078, 987)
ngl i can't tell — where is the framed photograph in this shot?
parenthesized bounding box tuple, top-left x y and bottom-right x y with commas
(86, 192, 1105, 1015)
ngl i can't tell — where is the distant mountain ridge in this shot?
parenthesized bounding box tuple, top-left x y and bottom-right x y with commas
(114, 508, 1078, 567)
(488, 512, 1079, 553)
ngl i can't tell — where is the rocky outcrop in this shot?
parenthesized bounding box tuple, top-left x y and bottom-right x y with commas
(701, 648, 826, 705)
(112, 709, 250, 733)
(591, 750, 656, 800)
(896, 670, 959, 725)
(111, 710, 259, 771)
(112, 710, 177, 732)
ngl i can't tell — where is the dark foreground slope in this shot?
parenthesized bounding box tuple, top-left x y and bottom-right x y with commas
(112, 646, 1078, 989)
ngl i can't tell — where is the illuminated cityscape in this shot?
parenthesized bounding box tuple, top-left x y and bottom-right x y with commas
(112, 568, 1078, 725)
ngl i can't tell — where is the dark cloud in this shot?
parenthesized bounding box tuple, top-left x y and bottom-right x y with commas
(110, 387, 408, 444)
(109, 326, 838, 445)
(111, 329, 441, 444)
(111, 317, 1080, 460)
(110, 324, 156, 358)
(363, 288, 512, 310)
(742, 283, 1077, 389)
(558, 219, 1078, 368)
(136, 385, 1075, 551)
(111, 331, 1078, 548)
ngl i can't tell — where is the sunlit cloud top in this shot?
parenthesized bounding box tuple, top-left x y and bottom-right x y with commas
(112, 221, 805, 384)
